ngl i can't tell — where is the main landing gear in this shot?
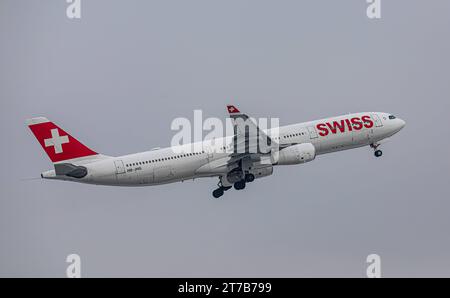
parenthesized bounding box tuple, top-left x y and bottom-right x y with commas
(212, 173, 255, 198)
(212, 188, 224, 198)
(233, 174, 255, 190)
(212, 183, 232, 198)
(234, 180, 246, 190)
(245, 173, 255, 183)
(370, 143, 383, 158)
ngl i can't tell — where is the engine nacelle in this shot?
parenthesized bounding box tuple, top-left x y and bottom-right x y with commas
(273, 143, 316, 165)
(248, 165, 273, 179)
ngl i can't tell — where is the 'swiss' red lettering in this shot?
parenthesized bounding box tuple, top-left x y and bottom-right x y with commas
(316, 123, 329, 136)
(315, 115, 374, 137)
(351, 117, 363, 130)
(361, 115, 374, 128)
(345, 119, 353, 132)
(326, 120, 346, 134)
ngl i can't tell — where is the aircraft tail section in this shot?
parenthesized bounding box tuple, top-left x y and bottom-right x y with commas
(26, 117, 100, 164)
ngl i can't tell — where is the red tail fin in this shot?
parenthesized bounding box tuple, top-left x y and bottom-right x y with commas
(227, 105, 241, 114)
(26, 117, 98, 163)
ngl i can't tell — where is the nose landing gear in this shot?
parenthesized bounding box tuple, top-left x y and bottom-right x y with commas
(370, 143, 383, 158)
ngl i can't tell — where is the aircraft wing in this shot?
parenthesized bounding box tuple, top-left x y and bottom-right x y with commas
(221, 105, 280, 179)
(226, 105, 276, 156)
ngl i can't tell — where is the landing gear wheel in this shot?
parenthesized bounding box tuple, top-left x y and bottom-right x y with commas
(234, 180, 246, 190)
(245, 174, 255, 183)
(374, 150, 383, 157)
(212, 188, 224, 198)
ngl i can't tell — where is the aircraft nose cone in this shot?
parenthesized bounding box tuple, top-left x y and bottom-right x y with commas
(398, 119, 406, 130)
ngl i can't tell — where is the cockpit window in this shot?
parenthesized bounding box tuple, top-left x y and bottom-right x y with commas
(389, 115, 396, 120)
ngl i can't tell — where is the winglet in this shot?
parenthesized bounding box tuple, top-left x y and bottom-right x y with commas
(227, 105, 240, 114)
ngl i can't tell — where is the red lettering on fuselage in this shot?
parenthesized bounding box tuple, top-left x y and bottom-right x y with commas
(351, 117, 363, 130)
(345, 119, 353, 131)
(315, 115, 374, 137)
(317, 123, 329, 136)
(326, 120, 346, 134)
(361, 115, 374, 128)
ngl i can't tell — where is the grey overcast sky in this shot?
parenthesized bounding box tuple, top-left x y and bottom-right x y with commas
(1, 0, 450, 277)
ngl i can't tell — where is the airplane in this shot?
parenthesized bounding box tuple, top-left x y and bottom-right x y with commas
(26, 105, 405, 198)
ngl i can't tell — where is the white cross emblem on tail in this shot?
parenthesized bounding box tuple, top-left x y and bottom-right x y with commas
(44, 129, 69, 154)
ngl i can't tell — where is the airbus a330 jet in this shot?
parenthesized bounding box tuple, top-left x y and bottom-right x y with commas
(26, 105, 405, 198)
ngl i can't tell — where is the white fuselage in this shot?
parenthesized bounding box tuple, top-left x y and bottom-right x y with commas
(41, 112, 405, 186)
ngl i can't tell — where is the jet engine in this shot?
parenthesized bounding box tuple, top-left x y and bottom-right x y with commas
(273, 143, 316, 165)
(248, 165, 273, 179)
